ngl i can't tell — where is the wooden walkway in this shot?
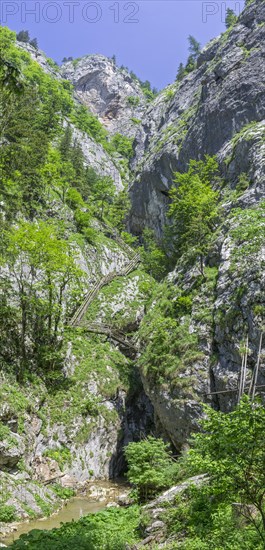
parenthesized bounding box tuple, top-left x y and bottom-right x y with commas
(69, 253, 141, 327)
(82, 322, 137, 350)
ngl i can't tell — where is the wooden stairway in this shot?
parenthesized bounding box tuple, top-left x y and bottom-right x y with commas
(69, 253, 141, 327)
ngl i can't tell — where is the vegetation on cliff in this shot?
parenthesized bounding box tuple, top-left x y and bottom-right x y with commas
(1, 0, 264, 545)
(9, 398, 265, 548)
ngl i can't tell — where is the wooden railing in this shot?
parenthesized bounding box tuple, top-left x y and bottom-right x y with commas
(69, 253, 141, 327)
(82, 322, 136, 350)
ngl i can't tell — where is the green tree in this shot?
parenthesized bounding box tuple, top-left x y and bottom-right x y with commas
(16, 30, 30, 43)
(225, 8, 238, 29)
(108, 188, 130, 232)
(29, 38, 38, 49)
(176, 62, 186, 82)
(185, 397, 265, 543)
(62, 56, 73, 63)
(70, 104, 107, 145)
(69, 139, 86, 186)
(40, 146, 75, 202)
(0, 26, 73, 218)
(125, 436, 174, 501)
(140, 228, 168, 281)
(0, 221, 83, 379)
(188, 35, 201, 61)
(59, 125, 72, 160)
(169, 156, 219, 274)
(110, 133, 134, 159)
(90, 176, 115, 220)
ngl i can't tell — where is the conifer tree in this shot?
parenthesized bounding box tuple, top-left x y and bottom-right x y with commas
(16, 30, 30, 43)
(225, 8, 238, 28)
(188, 35, 201, 61)
(176, 62, 186, 81)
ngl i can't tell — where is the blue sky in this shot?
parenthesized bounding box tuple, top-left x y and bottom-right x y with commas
(3, 1, 244, 89)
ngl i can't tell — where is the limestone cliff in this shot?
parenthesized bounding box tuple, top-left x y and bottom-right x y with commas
(0, 0, 264, 526)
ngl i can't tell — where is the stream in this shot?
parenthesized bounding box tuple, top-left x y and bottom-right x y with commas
(1, 481, 128, 547)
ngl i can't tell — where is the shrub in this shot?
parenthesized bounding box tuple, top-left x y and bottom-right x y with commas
(125, 436, 174, 501)
(66, 187, 84, 209)
(0, 504, 17, 522)
(52, 484, 75, 500)
(43, 446, 72, 471)
(127, 96, 140, 106)
(110, 133, 134, 159)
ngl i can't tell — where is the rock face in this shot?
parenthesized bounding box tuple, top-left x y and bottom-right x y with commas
(68, 123, 124, 191)
(61, 55, 147, 138)
(128, 0, 265, 236)
(0, 233, 154, 488)
(4, 0, 265, 498)
(0, 434, 25, 468)
(127, 0, 264, 451)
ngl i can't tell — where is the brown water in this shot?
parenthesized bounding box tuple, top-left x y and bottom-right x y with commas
(2, 481, 126, 547)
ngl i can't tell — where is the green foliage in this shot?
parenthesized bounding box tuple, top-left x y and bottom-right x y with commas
(43, 447, 72, 471)
(61, 57, 73, 63)
(130, 117, 141, 124)
(16, 30, 38, 48)
(0, 422, 11, 440)
(162, 490, 261, 549)
(125, 437, 174, 501)
(176, 62, 186, 81)
(70, 104, 108, 146)
(182, 398, 265, 543)
(0, 221, 84, 379)
(127, 95, 140, 106)
(66, 187, 84, 209)
(176, 35, 201, 80)
(0, 384, 31, 434)
(0, 504, 17, 522)
(140, 228, 169, 281)
(164, 89, 175, 101)
(120, 231, 138, 247)
(230, 202, 265, 261)
(139, 282, 204, 385)
(34, 495, 52, 517)
(16, 30, 30, 43)
(169, 156, 220, 272)
(225, 8, 238, 28)
(188, 35, 201, 61)
(235, 172, 250, 194)
(10, 506, 140, 549)
(89, 176, 116, 220)
(0, 27, 73, 218)
(108, 188, 131, 232)
(52, 484, 75, 500)
(72, 57, 82, 68)
(174, 295, 193, 316)
(120, 64, 157, 100)
(30, 38, 38, 50)
(46, 57, 59, 70)
(110, 134, 134, 159)
(43, 331, 131, 432)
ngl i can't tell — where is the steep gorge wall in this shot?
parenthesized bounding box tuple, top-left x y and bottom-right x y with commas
(128, 0, 265, 236)
(3, 0, 265, 476)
